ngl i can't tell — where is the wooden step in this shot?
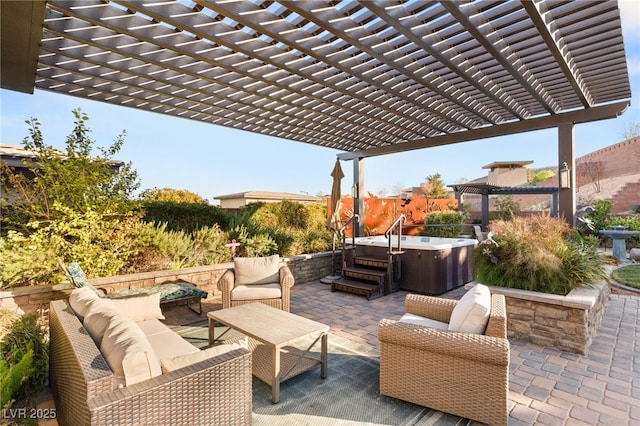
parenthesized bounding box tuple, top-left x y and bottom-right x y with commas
(354, 256, 389, 269)
(331, 278, 383, 300)
(342, 266, 386, 283)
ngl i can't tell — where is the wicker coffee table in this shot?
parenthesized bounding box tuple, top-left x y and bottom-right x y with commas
(208, 303, 329, 403)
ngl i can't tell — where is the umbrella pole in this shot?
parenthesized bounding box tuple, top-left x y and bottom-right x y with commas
(332, 232, 336, 276)
(321, 231, 342, 284)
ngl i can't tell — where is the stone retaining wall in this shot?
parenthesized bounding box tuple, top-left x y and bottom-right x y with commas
(486, 281, 610, 354)
(0, 251, 341, 316)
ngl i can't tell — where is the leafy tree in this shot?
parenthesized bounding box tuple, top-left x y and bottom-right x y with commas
(492, 195, 520, 220)
(577, 161, 604, 193)
(420, 173, 451, 199)
(529, 169, 555, 185)
(0, 109, 141, 286)
(2, 109, 139, 231)
(139, 187, 206, 204)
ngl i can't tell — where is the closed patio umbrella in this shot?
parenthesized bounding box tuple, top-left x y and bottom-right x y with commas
(326, 159, 344, 233)
(322, 159, 344, 283)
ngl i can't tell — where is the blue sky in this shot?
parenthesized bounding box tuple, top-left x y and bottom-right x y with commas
(1, 1, 639, 203)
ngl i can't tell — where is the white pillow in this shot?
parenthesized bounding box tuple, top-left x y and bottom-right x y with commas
(234, 255, 280, 285)
(100, 315, 162, 387)
(110, 292, 165, 322)
(160, 342, 246, 373)
(83, 299, 120, 345)
(448, 284, 492, 334)
(69, 286, 102, 318)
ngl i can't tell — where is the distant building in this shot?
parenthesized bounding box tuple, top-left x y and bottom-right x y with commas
(214, 191, 323, 209)
(1, 143, 124, 206)
(483, 161, 533, 186)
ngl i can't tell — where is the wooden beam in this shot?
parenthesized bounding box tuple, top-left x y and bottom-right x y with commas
(0, 1, 47, 93)
(337, 101, 629, 160)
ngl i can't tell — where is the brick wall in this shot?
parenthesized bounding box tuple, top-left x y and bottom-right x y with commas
(577, 137, 640, 181)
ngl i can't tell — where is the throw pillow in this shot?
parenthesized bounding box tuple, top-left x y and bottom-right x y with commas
(83, 299, 120, 345)
(110, 292, 165, 321)
(101, 315, 162, 387)
(448, 284, 492, 334)
(66, 262, 100, 295)
(234, 255, 280, 285)
(69, 286, 102, 318)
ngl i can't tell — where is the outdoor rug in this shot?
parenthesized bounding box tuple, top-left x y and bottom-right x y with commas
(171, 321, 472, 426)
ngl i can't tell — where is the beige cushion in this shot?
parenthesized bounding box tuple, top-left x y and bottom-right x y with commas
(230, 283, 282, 301)
(399, 313, 448, 330)
(160, 342, 246, 373)
(137, 319, 200, 361)
(100, 315, 162, 387)
(234, 255, 280, 285)
(111, 292, 165, 321)
(83, 299, 120, 345)
(448, 284, 492, 334)
(135, 318, 174, 336)
(69, 286, 102, 319)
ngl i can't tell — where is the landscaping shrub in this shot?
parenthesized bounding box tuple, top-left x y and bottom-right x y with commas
(134, 222, 232, 270)
(582, 199, 613, 236)
(141, 201, 229, 233)
(249, 201, 307, 229)
(0, 313, 48, 406)
(2, 108, 333, 285)
(422, 210, 467, 238)
(491, 195, 521, 220)
(229, 201, 332, 256)
(603, 214, 640, 249)
(139, 188, 206, 204)
(0, 204, 143, 288)
(473, 215, 607, 295)
(1, 109, 142, 288)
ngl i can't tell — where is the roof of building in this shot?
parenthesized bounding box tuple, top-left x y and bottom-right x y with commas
(482, 161, 534, 170)
(214, 191, 322, 202)
(0, 143, 125, 169)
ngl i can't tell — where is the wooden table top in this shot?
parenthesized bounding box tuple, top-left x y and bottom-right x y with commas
(208, 303, 330, 348)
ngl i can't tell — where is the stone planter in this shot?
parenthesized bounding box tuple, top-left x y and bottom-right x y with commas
(476, 281, 610, 354)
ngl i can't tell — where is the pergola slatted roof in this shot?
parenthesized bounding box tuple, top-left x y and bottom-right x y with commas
(2, 0, 628, 158)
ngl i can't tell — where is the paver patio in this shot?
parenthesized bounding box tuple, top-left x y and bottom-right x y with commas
(161, 279, 640, 425)
(34, 278, 639, 425)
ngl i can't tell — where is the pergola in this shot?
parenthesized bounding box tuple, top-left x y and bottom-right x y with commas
(1, 0, 632, 233)
(449, 183, 559, 229)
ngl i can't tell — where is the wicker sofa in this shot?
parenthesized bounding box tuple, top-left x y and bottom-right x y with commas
(49, 297, 253, 425)
(378, 290, 510, 426)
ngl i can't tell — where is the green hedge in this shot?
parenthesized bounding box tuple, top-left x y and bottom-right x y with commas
(142, 201, 230, 233)
(422, 210, 468, 238)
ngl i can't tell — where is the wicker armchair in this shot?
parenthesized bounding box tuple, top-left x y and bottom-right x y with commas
(217, 255, 295, 312)
(378, 292, 509, 426)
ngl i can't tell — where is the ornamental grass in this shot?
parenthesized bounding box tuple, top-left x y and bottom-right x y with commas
(473, 215, 607, 295)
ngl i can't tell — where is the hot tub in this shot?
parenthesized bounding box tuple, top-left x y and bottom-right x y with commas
(353, 235, 478, 295)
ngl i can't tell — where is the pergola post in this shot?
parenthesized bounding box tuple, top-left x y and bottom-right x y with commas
(481, 190, 490, 230)
(558, 124, 576, 227)
(352, 158, 365, 237)
(455, 189, 464, 212)
(550, 192, 559, 217)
